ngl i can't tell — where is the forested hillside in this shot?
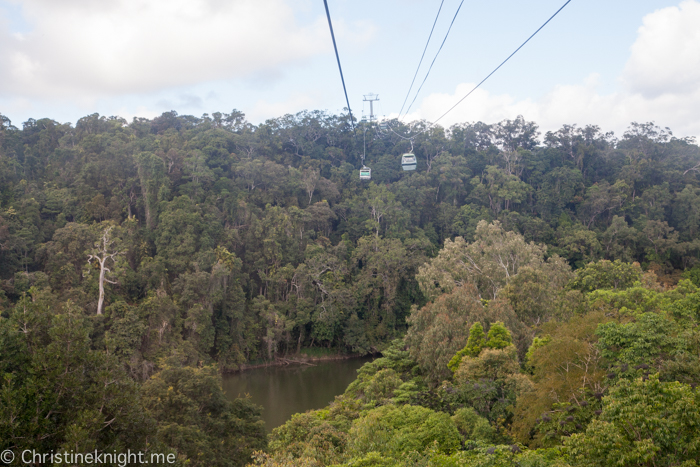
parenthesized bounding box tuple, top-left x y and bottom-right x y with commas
(1, 111, 699, 367)
(2, 110, 700, 465)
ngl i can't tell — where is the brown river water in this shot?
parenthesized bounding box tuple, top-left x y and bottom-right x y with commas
(222, 357, 373, 431)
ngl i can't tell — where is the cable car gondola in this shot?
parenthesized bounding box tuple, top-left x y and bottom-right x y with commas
(360, 166, 372, 180)
(401, 153, 417, 171)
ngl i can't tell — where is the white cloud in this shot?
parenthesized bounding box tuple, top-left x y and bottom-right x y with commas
(622, 0, 700, 98)
(0, 0, 349, 99)
(412, 1, 700, 139)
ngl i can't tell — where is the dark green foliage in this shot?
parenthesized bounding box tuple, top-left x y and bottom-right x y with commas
(453, 346, 528, 432)
(535, 399, 603, 445)
(0, 291, 154, 455)
(142, 362, 266, 466)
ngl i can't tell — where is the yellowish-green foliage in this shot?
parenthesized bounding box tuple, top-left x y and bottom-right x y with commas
(586, 285, 666, 317)
(567, 259, 643, 292)
(593, 284, 700, 386)
(486, 297, 533, 358)
(346, 405, 461, 460)
(524, 335, 551, 367)
(427, 445, 570, 467)
(323, 396, 365, 432)
(267, 411, 347, 466)
(451, 408, 496, 444)
(344, 339, 421, 405)
(448, 322, 486, 372)
(351, 368, 404, 406)
(565, 375, 700, 467)
(511, 312, 609, 446)
(448, 321, 514, 373)
(466, 321, 487, 354)
(484, 321, 513, 349)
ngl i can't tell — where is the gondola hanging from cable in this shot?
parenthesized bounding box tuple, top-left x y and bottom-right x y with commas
(401, 153, 417, 171)
(360, 166, 372, 180)
(359, 122, 372, 180)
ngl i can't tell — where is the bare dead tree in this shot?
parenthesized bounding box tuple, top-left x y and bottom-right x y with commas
(683, 161, 700, 176)
(87, 226, 122, 315)
(302, 168, 320, 205)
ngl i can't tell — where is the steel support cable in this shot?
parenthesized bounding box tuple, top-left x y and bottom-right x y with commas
(386, 120, 416, 142)
(398, 0, 445, 117)
(390, 0, 573, 139)
(323, 0, 356, 132)
(401, 0, 465, 120)
(431, 0, 573, 126)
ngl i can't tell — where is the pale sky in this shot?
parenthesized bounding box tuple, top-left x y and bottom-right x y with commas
(1, 0, 699, 139)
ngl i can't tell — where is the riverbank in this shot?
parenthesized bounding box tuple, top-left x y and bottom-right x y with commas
(226, 351, 375, 373)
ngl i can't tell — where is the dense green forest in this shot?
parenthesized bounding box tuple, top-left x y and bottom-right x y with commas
(1, 110, 700, 465)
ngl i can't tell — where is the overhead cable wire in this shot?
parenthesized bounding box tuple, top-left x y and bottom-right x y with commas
(398, 0, 445, 117)
(385, 119, 416, 142)
(401, 0, 465, 120)
(390, 0, 573, 139)
(323, 0, 356, 132)
(431, 0, 573, 126)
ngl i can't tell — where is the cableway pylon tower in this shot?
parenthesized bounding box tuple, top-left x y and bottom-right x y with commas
(363, 93, 380, 124)
(359, 93, 380, 180)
